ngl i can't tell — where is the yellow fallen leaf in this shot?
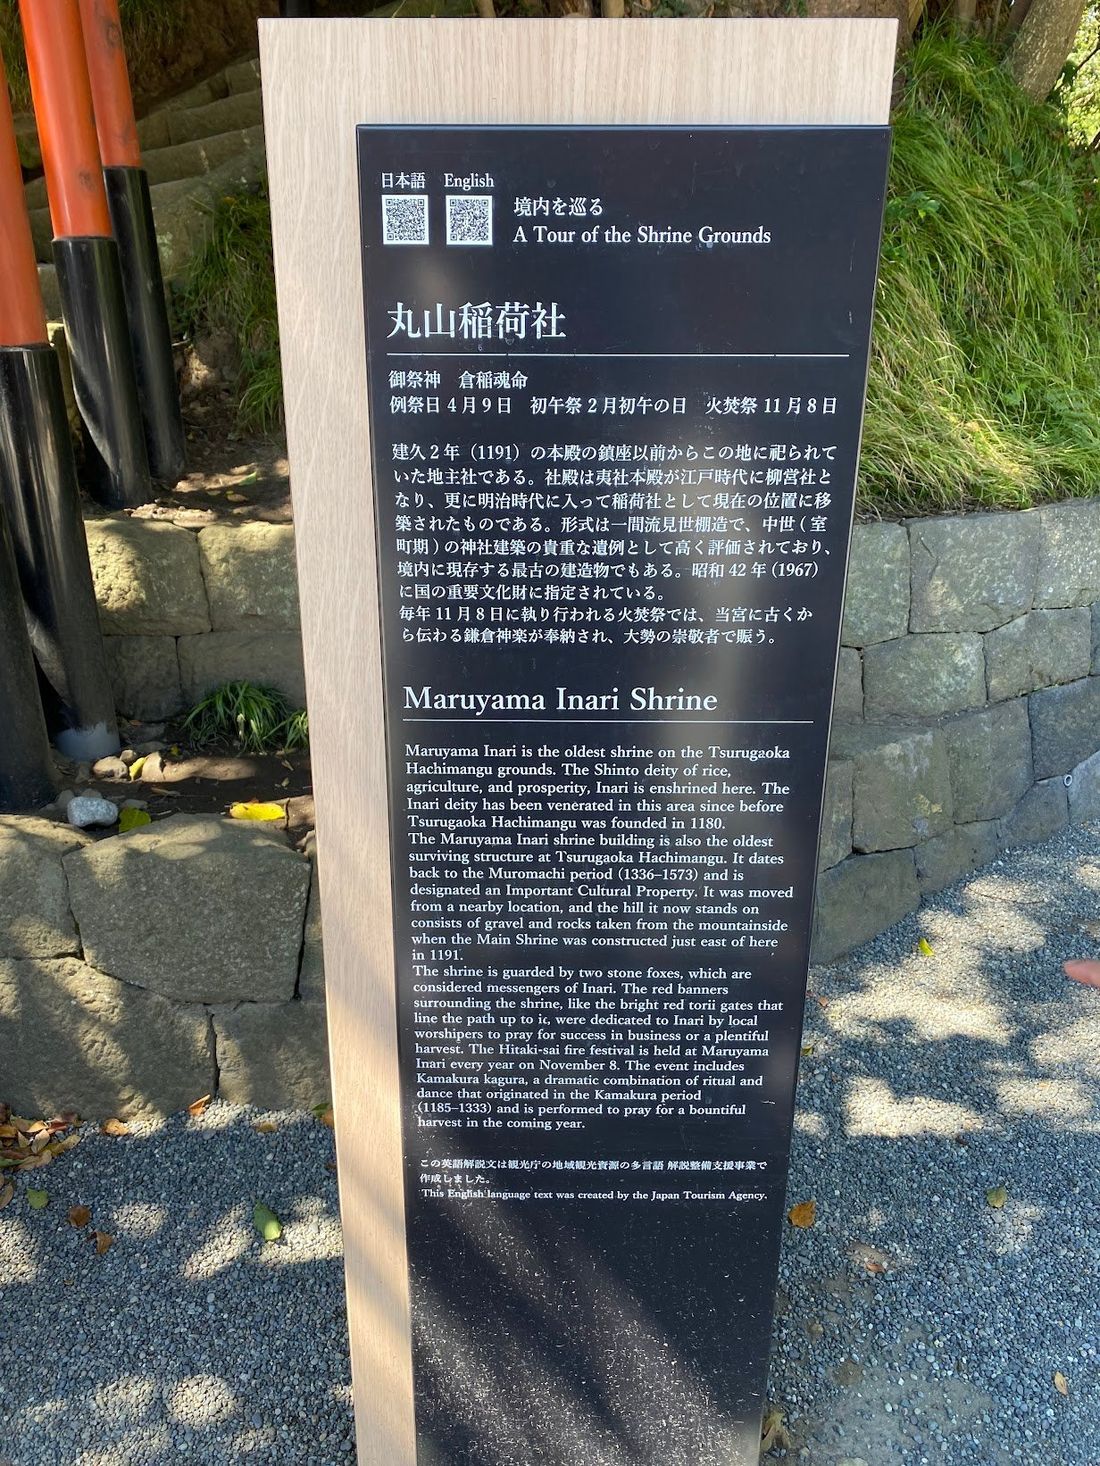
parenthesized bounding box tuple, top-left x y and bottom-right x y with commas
(800, 1044, 815, 1058)
(100, 1118, 129, 1137)
(760, 1407, 790, 1452)
(1054, 1371, 1069, 1397)
(918, 938, 935, 957)
(986, 1185, 1008, 1209)
(253, 1202, 282, 1241)
(229, 801, 285, 822)
(252, 1121, 278, 1134)
(128, 756, 147, 781)
(788, 1200, 816, 1228)
(119, 807, 152, 833)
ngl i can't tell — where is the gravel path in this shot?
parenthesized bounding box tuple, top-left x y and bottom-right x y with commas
(2, 824, 1099, 1464)
(769, 822, 1100, 1465)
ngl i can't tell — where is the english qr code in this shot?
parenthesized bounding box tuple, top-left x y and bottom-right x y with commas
(446, 194, 493, 246)
(381, 194, 429, 245)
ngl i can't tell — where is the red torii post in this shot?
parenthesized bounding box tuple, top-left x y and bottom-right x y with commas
(79, 0, 187, 485)
(20, 0, 150, 509)
(0, 43, 121, 763)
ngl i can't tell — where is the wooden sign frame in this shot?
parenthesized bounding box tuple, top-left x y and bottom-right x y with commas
(258, 18, 895, 1463)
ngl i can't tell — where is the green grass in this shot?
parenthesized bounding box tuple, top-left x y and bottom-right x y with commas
(183, 681, 308, 755)
(175, 186, 283, 433)
(862, 30, 1100, 514)
(0, 0, 186, 112)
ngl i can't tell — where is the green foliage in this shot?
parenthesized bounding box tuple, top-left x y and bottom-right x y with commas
(1060, 4, 1100, 146)
(183, 681, 308, 755)
(862, 30, 1100, 513)
(0, 0, 185, 111)
(176, 187, 282, 433)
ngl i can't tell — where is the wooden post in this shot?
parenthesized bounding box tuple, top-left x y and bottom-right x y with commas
(259, 20, 895, 1464)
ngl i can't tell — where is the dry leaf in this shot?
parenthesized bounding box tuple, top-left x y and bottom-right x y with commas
(100, 1118, 129, 1137)
(30, 1130, 51, 1154)
(801, 1044, 815, 1058)
(760, 1407, 791, 1452)
(68, 1205, 91, 1228)
(229, 801, 284, 822)
(1054, 1371, 1069, 1397)
(313, 1104, 334, 1128)
(49, 1134, 81, 1155)
(0, 1182, 13, 1210)
(816, 995, 830, 1009)
(17, 1152, 52, 1171)
(252, 1121, 278, 1134)
(986, 1185, 1008, 1209)
(918, 937, 935, 957)
(788, 1200, 816, 1228)
(94, 1231, 114, 1255)
(0, 1124, 17, 1140)
(187, 1094, 212, 1117)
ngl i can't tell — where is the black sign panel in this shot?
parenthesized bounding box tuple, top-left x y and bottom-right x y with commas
(357, 126, 889, 1466)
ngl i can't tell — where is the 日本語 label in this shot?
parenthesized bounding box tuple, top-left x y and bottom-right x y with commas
(358, 125, 889, 1466)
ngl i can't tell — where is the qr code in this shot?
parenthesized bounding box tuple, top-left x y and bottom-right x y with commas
(381, 194, 429, 245)
(446, 194, 493, 247)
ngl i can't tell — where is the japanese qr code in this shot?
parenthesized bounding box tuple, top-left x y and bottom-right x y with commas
(381, 194, 429, 245)
(446, 194, 493, 247)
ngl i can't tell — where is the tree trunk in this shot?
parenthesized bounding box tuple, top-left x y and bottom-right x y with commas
(1006, 0, 1087, 98)
(601, 0, 626, 15)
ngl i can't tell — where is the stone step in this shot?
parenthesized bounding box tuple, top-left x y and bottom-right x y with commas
(24, 125, 264, 212)
(161, 89, 264, 148)
(28, 144, 266, 267)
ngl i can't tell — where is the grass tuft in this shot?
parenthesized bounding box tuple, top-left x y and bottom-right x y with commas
(175, 187, 283, 433)
(862, 30, 1100, 514)
(183, 681, 308, 755)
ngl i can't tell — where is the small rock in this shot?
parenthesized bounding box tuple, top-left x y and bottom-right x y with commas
(92, 756, 129, 780)
(135, 740, 168, 755)
(139, 752, 167, 781)
(55, 790, 76, 811)
(120, 798, 148, 810)
(73, 762, 92, 783)
(119, 748, 138, 766)
(66, 795, 120, 830)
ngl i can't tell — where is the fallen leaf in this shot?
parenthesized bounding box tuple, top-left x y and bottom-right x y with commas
(0, 1182, 13, 1210)
(850, 1240, 892, 1275)
(252, 1121, 278, 1134)
(800, 1044, 815, 1058)
(26, 1188, 48, 1209)
(237, 469, 259, 485)
(0, 1124, 17, 1140)
(986, 1185, 1008, 1209)
(324, 1161, 338, 1173)
(100, 1118, 129, 1137)
(229, 801, 284, 822)
(93, 1231, 114, 1255)
(816, 995, 830, 1009)
(253, 1202, 283, 1242)
(118, 807, 152, 833)
(760, 1407, 791, 1452)
(48, 1134, 81, 1155)
(30, 1130, 51, 1154)
(1054, 1370, 1069, 1397)
(788, 1200, 816, 1228)
(312, 1103, 334, 1128)
(68, 1204, 91, 1228)
(17, 1152, 52, 1171)
(127, 756, 147, 781)
(226, 491, 247, 502)
(187, 1094, 212, 1118)
(918, 937, 935, 957)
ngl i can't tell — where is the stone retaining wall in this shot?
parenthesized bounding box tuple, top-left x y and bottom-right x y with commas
(84, 517, 303, 719)
(815, 502, 1100, 961)
(0, 814, 327, 1119)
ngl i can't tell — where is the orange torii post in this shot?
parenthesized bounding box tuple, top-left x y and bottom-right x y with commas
(19, 0, 150, 509)
(0, 43, 121, 763)
(0, 44, 62, 807)
(79, 0, 186, 484)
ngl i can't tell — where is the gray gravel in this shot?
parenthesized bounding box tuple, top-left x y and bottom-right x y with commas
(769, 822, 1100, 1464)
(2, 824, 1099, 1464)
